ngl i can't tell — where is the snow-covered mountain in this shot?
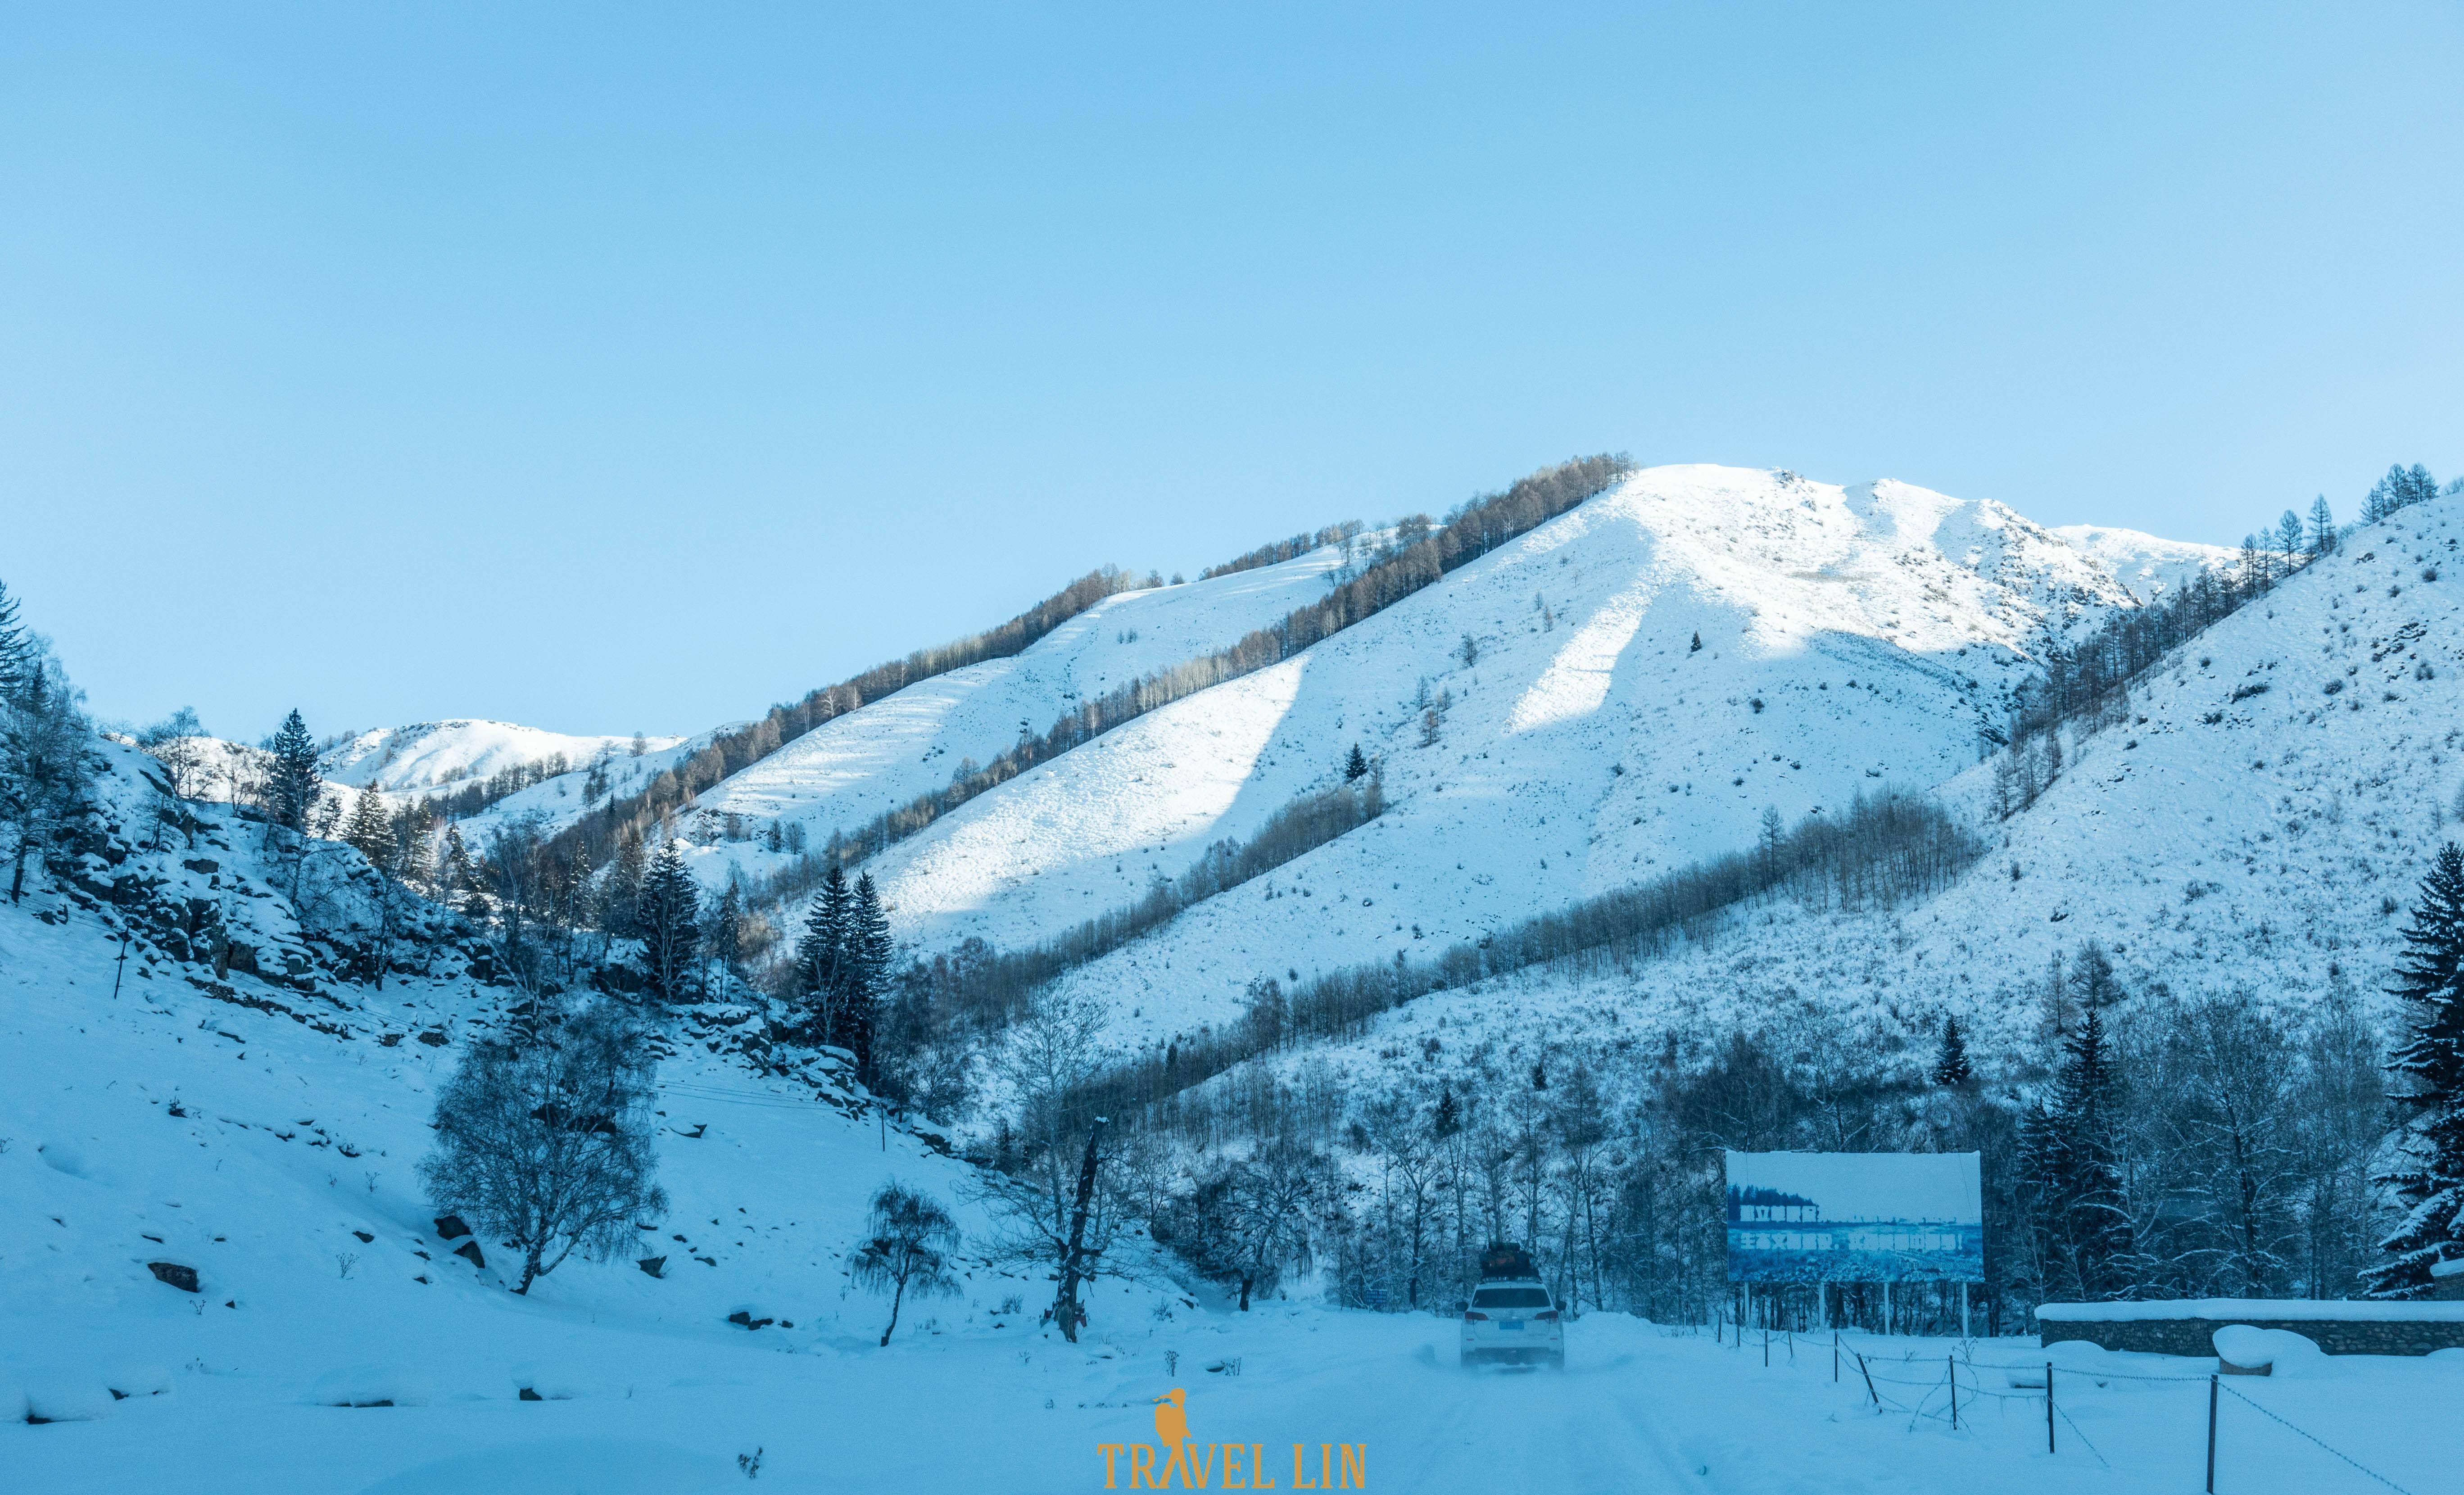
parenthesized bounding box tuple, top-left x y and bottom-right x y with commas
(1221, 493, 2463, 1097)
(21, 462, 2464, 1495)
(664, 465, 2222, 1049)
(319, 720, 684, 798)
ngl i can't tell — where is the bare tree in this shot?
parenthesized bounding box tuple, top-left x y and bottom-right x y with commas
(967, 996, 1126, 1340)
(418, 1002, 667, 1294)
(137, 707, 208, 799)
(849, 1182, 960, 1346)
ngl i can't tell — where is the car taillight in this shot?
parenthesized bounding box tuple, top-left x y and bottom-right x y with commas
(1463, 1310, 1488, 1321)
(1535, 1311, 1559, 1321)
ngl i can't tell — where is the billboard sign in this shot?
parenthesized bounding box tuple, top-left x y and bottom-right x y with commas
(1723, 1151, 1983, 1283)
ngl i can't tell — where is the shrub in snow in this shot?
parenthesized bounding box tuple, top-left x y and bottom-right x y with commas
(418, 1001, 667, 1295)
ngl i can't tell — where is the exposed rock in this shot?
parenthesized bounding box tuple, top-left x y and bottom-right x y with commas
(637, 1256, 666, 1278)
(433, 1214, 471, 1240)
(453, 1241, 486, 1268)
(415, 1029, 449, 1047)
(145, 1261, 199, 1293)
(725, 1310, 775, 1330)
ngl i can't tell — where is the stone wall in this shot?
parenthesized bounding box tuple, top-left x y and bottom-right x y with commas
(2043, 1316, 2464, 1357)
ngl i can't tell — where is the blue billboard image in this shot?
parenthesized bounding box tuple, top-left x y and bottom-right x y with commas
(1723, 1151, 1984, 1283)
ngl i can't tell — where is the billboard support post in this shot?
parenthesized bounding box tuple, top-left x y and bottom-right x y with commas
(1959, 1281, 1969, 1341)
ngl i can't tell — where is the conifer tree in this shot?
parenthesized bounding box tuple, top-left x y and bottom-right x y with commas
(263, 709, 322, 833)
(342, 787, 393, 870)
(1933, 1015, 1974, 1087)
(0, 578, 29, 693)
(390, 799, 436, 888)
(2034, 1001, 2133, 1299)
(636, 838, 701, 1002)
(704, 879, 745, 990)
(2364, 843, 2464, 1298)
(840, 872, 894, 1078)
(1344, 744, 1369, 783)
(2, 652, 95, 903)
(441, 824, 485, 914)
(2308, 495, 2338, 557)
(600, 826, 647, 938)
(794, 865, 852, 1045)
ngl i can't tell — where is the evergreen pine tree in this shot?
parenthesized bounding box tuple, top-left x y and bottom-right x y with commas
(704, 879, 745, 989)
(391, 799, 435, 888)
(0, 578, 28, 694)
(637, 838, 701, 1002)
(601, 826, 647, 938)
(2364, 843, 2464, 1298)
(441, 824, 485, 913)
(794, 865, 852, 1046)
(1933, 1015, 1974, 1087)
(263, 709, 321, 832)
(842, 871, 894, 1081)
(2038, 1001, 2133, 1298)
(342, 787, 393, 870)
(1344, 744, 1368, 783)
(1432, 1086, 1461, 1141)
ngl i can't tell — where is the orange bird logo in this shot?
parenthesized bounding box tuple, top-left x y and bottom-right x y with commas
(1153, 1387, 1189, 1446)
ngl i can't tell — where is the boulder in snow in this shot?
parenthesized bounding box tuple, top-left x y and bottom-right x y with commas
(145, 1260, 199, 1293)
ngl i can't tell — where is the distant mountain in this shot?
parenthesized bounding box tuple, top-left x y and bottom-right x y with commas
(319, 720, 684, 797)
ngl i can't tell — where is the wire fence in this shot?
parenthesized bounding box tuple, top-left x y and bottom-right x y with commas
(1719, 1324, 2420, 1494)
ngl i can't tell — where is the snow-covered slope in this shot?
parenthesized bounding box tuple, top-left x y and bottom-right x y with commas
(0, 746, 1174, 1489)
(320, 720, 684, 797)
(1239, 495, 2464, 1092)
(675, 545, 1362, 883)
(806, 465, 2214, 1045)
(2052, 524, 2238, 603)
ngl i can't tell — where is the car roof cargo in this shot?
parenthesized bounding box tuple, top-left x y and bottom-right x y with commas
(1478, 1242, 1537, 1281)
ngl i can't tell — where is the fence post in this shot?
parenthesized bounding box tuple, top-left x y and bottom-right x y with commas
(1948, 1355, 1958, 1431)
(2217, 1379, 2237, 1487)
(1857, 1351, 1878, 1407)
(1833, 1330, 1840, 1383)
(1763, 1328, 1770, 1368)
(2045, 1363, 2055, 1454)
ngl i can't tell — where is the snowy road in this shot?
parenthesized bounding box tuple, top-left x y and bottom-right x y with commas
(14, 1304, 2455, 1493)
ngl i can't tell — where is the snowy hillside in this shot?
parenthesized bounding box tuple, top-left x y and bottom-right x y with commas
(1227, 495, 2464, 1095)
(319, 720, 684, 797)
(2051, 525, 2237, 603)
(674, 544, 1361, 883)
(802, 465, 2219, 1046)
(0, 746, 1177, 1490)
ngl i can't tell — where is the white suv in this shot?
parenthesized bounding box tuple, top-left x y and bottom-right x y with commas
(1459, 1279, 1564, 1369)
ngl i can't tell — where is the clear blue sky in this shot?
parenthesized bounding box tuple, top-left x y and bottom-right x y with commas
(5, 3, 2458, 741)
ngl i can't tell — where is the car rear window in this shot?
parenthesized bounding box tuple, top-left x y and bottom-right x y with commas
(1472, 1287, 1552, 1309)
